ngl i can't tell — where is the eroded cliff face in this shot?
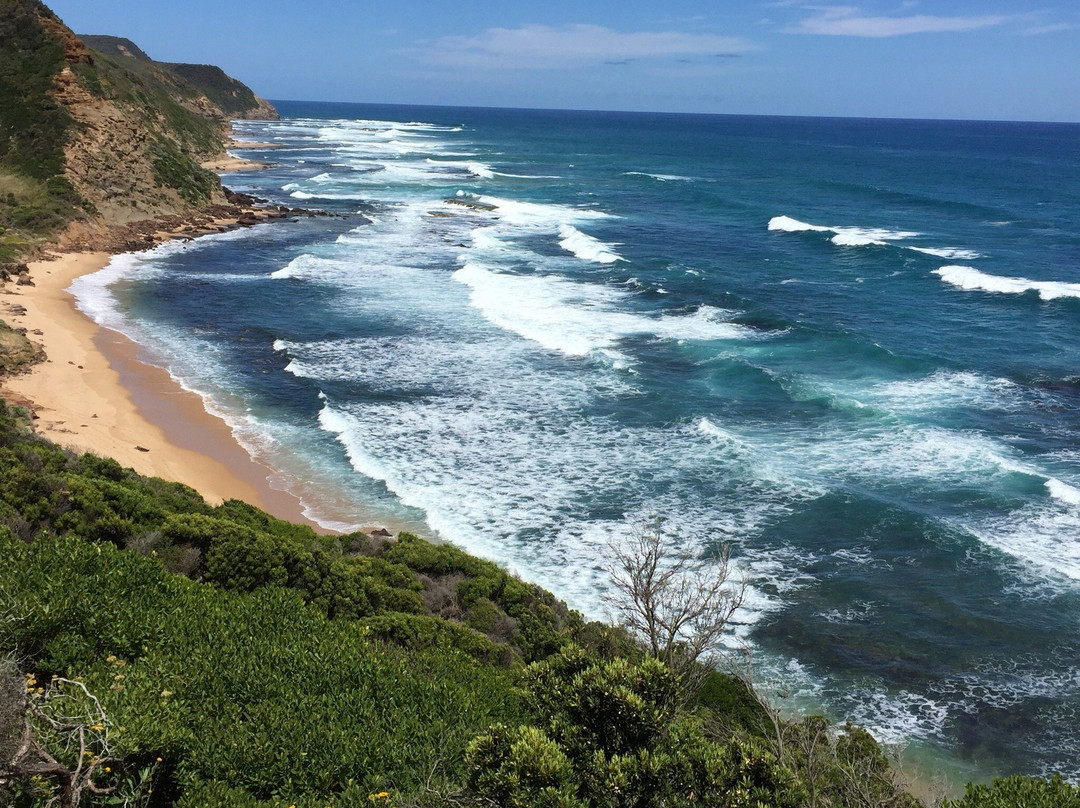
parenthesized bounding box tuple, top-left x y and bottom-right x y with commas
(0, 1, 276, 257)
(243, 95, 280, 121)
(57, 73, 227, 229)
(39, 15, 229, 232)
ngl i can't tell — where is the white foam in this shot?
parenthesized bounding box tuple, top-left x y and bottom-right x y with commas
(470, 228, 508, 251)
(964, 500, 1080, 582)
(1046, 478, 1080, 506)
(269, 254, 343, 280)
(557, 225, 624, 264)
(492, 171, 562, 179)
(934, 265, 1080, 301)
(479, 195, 612, 228)
(829, 230, 887, 247)
(770, 214, 976, 253)
(467, 161, 494, 179)
(831, 370, 1027, 416)
(910, 246, 983, 260)
(624, 171, 695, 182)
(453, 262, 751, 357)
(768, 215, 831, 233)
(843, 689, 950, 744)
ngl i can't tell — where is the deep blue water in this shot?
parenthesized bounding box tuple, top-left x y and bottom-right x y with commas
(73, 102, 1080, 782)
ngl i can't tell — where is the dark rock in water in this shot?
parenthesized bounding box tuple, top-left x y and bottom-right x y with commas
(370, 527, 393, 538)
(223, 187, 268, 207)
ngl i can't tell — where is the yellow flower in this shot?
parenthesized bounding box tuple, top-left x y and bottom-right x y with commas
(104, 767, 111, 773)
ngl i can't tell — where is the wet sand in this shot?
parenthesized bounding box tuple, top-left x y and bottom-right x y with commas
(1, 250, 322, 528)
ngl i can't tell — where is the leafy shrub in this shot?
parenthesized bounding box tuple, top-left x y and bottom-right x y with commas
(944, 773, 1080, 808)
(149, 137, 219, 205)
(362, 612, 515, 666)
(468, 647, 804, 808)
(0, 532, 526, 805)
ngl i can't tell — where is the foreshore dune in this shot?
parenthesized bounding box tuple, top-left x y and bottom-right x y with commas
(0, 248, 322, 528)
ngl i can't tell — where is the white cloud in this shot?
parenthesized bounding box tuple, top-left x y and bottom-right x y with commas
(787, 6, 1007, 37)
(1021, 22, 1079, 35)
(419, 24, 754, 70)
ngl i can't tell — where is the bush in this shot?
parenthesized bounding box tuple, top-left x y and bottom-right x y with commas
(468, 647, 804, 808)
(944, 773, 1080, 808)
(0, 532, 526, 805)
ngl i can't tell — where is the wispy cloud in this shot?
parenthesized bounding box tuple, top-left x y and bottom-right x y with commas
(419, 24, 754, 70)
(1021, 21, 1079, 35)
(787, 6, 1008, 37)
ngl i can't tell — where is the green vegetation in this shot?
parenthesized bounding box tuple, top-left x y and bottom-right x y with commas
(468, 647, 804, 808)
(75, 52, 225, 160)
(0, 0, 83, 255)
(944, 774, 1080, 808)
(165, 63, 265, 119)
(77, 35, 152, 63)
(0, 398, 1073, 807)
(148, 138, 219, 204)
(0, 0, 70, 180)
(77, 36, 272, 120)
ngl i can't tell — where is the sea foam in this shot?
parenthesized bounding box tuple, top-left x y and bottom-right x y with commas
(557, 225, 624, 264)
(768, 215, 919, 247)
(934, 265, 1080, 301)
(452, 262, 750, 358)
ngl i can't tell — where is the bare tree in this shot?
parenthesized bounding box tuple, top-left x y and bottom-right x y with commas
(605, 519, 747, 686)
(0, 660, 149, 808)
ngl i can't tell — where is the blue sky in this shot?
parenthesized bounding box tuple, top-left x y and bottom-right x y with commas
(47, 0, 1080, 121)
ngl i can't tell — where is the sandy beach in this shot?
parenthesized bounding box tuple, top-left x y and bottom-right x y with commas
(0, 249, 323, 528)
(201, 155, 271, 173)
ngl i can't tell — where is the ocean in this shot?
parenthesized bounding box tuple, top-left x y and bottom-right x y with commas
(72, 101, 1080, 783)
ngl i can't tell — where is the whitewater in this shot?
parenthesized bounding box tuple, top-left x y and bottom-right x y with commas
(71, 104, 1080, 783)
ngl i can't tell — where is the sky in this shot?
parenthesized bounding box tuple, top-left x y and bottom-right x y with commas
(45, 0, 1080, 122)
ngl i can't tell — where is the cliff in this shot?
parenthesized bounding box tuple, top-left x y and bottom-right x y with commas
(79, 34, 279, 120)
(0, 0, 275, 259)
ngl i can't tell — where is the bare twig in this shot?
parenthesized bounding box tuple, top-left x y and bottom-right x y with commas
(605, 518, 747, 692)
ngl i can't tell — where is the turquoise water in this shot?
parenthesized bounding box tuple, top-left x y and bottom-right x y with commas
(72, 103, 1080, 781)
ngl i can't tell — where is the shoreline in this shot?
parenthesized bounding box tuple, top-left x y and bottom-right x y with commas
(0, 243, 326, 529)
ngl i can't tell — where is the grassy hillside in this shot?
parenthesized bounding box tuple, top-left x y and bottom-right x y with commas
(165, 63, 270, 119)
(0, 0, 84, 259)
(77, 34, 152, 62)
(79, 34, 277, 120)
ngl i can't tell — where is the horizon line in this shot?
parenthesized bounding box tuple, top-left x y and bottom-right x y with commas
(264, 98, 1080, 127)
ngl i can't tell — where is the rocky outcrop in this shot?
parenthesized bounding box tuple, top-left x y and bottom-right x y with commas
(243, 95, 279, 121)
(43, 12, 242, 235)
(0, 320, 45, 377)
